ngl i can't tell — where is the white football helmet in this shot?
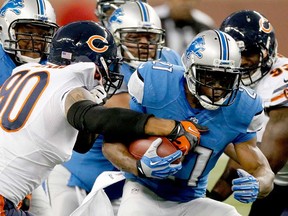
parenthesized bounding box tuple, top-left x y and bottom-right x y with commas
(182, 29, 242, 110)
(107, 1, 165, 68)
(0, 0, 58, 63)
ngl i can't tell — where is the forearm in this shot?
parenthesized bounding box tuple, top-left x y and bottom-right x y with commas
(67, 100, 176, 143)
(102, 142, 139, 176)
(252, 165, 274, 198)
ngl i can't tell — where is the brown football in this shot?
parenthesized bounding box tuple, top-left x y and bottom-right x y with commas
(129, 136, 180, 163)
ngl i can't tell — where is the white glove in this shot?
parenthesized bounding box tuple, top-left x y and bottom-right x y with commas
(90, 85, 107, 105)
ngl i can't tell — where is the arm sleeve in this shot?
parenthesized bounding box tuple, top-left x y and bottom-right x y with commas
(67, 100, 154, 143)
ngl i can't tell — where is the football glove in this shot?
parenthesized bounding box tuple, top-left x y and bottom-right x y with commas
(90, 85, 107, 105)
(232, 169, 259, 203)
(167, 120, 208, 155)
(137, 138, 182, 179)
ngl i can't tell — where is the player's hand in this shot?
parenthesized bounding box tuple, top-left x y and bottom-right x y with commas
(90, 85, 107, 105)
(136, 138, 182, 179)
(232, 169, 259, 203)
(167, 121, 208, 155)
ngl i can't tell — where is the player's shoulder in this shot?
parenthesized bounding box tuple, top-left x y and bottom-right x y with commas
(160, 47, 182, 66)
(128, 61, 184, 105)
(256, 55, 288, 108)
(234, 86, 263, 114)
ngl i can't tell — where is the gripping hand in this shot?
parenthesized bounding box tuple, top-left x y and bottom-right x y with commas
(232, 169, 259, 203)
(137, 138, 182, 179)
(90, 85, 107, 105)
(167, 121, 208, 155)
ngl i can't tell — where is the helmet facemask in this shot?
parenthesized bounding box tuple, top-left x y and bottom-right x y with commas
(185, 64, 241, 110)
(115, 27, 165, 68)
(5, 20, 58, 63)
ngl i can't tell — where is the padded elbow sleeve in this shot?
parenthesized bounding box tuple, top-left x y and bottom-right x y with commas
(67, 100, 154, 143)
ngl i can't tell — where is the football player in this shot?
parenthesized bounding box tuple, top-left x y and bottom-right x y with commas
(0, 20, 200, 215)
(47, 1, 184, 215)
(208, 10, 288, 216)
(0, 0, 58, 215)
(102, 29, 274, 216)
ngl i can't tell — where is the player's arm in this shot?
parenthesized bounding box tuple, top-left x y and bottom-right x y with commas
(260, 107, 288, 173)
(65, 87, 202, 145)
(233, 137, 274, 200)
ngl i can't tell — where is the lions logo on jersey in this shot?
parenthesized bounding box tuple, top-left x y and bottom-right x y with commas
(0, 0, 24, 17)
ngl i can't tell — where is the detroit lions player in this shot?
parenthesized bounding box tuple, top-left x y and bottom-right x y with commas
(0, 20, 201, 215)
(208, 10, 288, 216)
(102, 29, 274, 216)
(46, 2, 183, 215)
(0, 0, 58, 85)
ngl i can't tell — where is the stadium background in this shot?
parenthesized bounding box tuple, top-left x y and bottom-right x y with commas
(1, 0, 285, 215)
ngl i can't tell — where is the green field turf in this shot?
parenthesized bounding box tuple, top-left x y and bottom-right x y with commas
(207, 154, 251, 216)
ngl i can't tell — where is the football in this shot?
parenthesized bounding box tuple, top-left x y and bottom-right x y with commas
(128, 136, 179, 161)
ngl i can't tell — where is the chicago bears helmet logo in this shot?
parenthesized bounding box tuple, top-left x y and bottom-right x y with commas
(259, 17, 273, 33)
(87, 35, 109, 53)
(109, 8, 124, 24)
(0, 0, 24, 17)
(186, 36, 205, 59)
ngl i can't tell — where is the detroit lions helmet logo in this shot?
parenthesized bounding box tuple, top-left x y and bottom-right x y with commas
(109, 8, 124, 24)
(0, 0, 24, 17)
(186, 36, 206, 59)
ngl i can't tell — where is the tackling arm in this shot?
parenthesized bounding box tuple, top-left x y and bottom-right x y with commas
(234, 137, 274, 199)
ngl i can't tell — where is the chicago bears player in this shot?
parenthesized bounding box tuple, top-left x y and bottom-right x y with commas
(102, 29, 275, 216)
(47, 1, 184, 215)
(0, 20, 200, 215)
(208, 10, 288, 216)
(0, 0, 58, 214)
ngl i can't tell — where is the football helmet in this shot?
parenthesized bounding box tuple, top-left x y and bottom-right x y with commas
(220, 10, 277, 86)
(95, 0, 147, 27)
(182, 29, 242, 110)
(108, 1, 165, 68)
(48, 20, 123, 98)
(0, 0, 59, 63)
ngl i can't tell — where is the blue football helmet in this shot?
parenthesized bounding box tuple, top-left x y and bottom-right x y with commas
(182, 29, 242, 110)
(220, 10, 277, 86)
(48, 20, 123, 97)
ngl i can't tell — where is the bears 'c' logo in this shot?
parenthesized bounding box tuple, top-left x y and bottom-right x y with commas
(259, 17, 272, 33)
(87, 35, 109, 53)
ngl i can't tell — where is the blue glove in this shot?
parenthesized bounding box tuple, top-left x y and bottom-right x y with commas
(136, 138, 182, 179)
(232, 169, 259, 203)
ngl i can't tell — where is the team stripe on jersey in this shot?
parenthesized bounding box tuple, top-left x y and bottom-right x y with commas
(136, 1, 149, 22)
(214, 30, 229, 61)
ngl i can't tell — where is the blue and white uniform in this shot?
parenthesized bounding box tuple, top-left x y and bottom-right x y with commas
(126, 60, 263, 202)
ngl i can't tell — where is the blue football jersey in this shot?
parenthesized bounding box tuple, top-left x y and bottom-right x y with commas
(63, 47, 183, 198)
(127, 60, 263, 202)
(0, 44, 17, 86)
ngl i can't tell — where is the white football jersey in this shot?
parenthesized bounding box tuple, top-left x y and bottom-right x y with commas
(0, 62, 96, 205)
(254, 55, 288, 186)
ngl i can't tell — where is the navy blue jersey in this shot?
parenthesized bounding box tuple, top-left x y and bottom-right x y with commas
(127, 60, 263, 202)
